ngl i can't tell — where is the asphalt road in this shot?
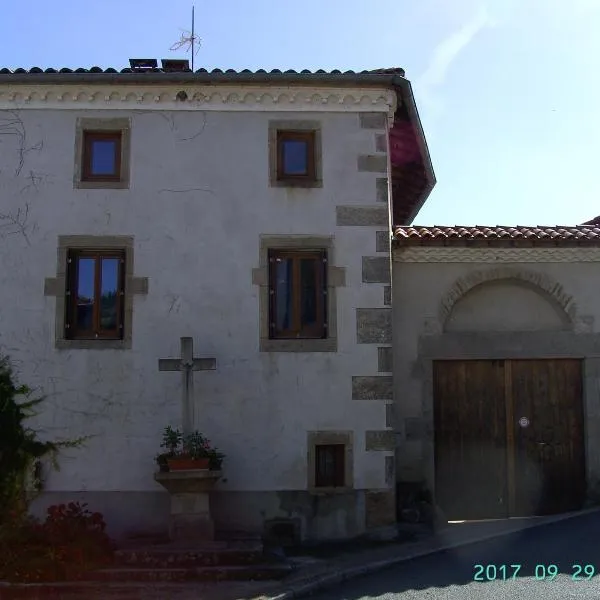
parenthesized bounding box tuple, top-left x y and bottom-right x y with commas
(309, 512, 600, 600)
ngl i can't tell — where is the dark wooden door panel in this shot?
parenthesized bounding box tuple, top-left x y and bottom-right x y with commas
(511, 359, 585, 516)
(433, 360, 508, 520)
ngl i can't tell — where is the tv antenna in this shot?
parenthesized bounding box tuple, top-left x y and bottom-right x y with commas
(170, 6, 201, 71)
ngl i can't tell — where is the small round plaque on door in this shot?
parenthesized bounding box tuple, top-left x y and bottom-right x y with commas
(518, 417, 530, 428)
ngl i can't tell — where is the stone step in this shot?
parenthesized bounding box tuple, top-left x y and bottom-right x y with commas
(114, 542, 265, 567)
(85, 564, 294, 582)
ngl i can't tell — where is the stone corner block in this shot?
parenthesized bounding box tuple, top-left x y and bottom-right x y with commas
(365, 489, 396, 529)
(357, 308, 392, 344)
(357, 155, 388, 173)
(376, 178, 388, 202)
(362, 256, 390, 284)
(359, 113, 388, 130)
(376, 231, 390, 253)
(352, 376, 393, 400)
(378, 347, 393, 373)
(365, 430, 395, 451)
(383, 286, 391, 306)
(336, 206, 388, 227)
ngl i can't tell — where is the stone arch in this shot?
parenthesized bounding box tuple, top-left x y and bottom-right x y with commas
(439, 267, 577, 330)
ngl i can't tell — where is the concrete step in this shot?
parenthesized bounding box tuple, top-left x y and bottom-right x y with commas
(84, 564, 294, 582)
(114, 541, 265, 567)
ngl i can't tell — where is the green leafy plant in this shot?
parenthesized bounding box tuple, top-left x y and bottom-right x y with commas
(155, 426, 225, 470)
(0, 355, 85, 522)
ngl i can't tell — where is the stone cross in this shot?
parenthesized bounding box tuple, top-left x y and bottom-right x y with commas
(158, 337, 216, 437)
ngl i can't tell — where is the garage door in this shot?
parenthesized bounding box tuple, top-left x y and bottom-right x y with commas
(433, 359, 586, 520)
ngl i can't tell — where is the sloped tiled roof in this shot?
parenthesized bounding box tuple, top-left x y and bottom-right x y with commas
(393, 225, 600, 247)
(0, 67, 406, 75)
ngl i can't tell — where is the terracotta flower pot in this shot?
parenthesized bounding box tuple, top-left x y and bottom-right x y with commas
(167, 457, 210, 471)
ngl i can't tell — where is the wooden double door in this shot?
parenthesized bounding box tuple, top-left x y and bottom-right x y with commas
(433, 359, 586, 520)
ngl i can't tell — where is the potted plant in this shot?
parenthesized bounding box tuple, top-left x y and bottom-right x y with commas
(155, 426, 225, 472)
(155, 425, 181, 471)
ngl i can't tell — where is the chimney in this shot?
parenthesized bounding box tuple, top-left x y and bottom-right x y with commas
(161, 59, 190, 72)
(129, 58, 158, 72)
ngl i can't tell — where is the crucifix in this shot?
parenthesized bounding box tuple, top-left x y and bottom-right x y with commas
(158, 337, 216, 437)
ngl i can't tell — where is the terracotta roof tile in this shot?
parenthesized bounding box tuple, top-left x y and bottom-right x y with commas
(392, 225, 600, 247)
(0, 66, 406, 76)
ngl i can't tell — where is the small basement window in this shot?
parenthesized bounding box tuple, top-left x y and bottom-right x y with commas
(82, 131, 122, 182)
(65, 249, 125, 340)
(276, 130, 316, 182)
(315, 444, 345, 488)
(268, 249, 327, 339)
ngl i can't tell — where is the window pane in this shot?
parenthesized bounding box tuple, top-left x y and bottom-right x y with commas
(100, 258, 119, 330)
(90, 140, 117, 175)
(76, 258, 95, 331)
(300, 258, 319, 328)
(275, 258, 293, 332)
(282, 140, 308, 175)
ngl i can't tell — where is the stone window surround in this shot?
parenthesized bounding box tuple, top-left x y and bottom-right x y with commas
(44, 235, 148, 350)
(252, 235, 345, 353)
(74, 117, 131, 189)
(307, 430, 354, 494)
(268, 120, 323, 188)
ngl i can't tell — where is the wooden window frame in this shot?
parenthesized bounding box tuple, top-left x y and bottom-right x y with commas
(65, 249, 126, 340)
(276, 130, 316, 182)
(81, 131, 122, 182)
(315, 444, 346, 488)
(268, 249, 327, 340)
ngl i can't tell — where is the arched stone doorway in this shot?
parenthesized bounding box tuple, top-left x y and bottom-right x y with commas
(422, 269, 589, 520)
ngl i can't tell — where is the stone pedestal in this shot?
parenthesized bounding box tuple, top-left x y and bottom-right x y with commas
(154, 470, 222, 542)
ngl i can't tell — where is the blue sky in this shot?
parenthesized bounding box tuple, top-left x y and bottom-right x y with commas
(2, 0, 600, 226)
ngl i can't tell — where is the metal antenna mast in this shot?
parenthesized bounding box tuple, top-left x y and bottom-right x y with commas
(170, 5, 201, 70)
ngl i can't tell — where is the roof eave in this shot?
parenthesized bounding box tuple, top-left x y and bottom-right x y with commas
(392, 75, 436, 224)
(0, 71, 403, 87)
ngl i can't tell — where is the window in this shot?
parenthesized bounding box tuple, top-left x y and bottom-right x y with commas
(276, 130, 316, 182)
(315, 444, 345, 488)
(82, 131, 122, 182)
(268, 249, 327, 339)
(65, 249, 125, 340)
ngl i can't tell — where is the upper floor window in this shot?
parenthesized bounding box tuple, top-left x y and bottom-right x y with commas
(65, 249, 125, 340)
(268, 249, 327, 339)
(82, 131, 122, 182)
(276, 130, 317, 183)
(74, 118, 131, 189)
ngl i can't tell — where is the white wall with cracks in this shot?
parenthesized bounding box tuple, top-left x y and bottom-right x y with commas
(0, 105, 388, 508)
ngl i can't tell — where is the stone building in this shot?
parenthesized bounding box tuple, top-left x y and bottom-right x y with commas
(0, 62, 434, 541)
